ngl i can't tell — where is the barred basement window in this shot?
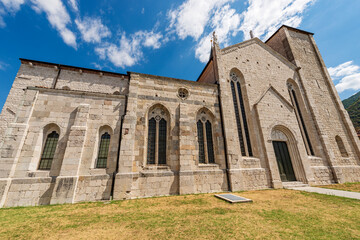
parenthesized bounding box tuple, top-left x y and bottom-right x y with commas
(288, 84, 314, 156)
(230, 71, 252, 156)
(147, 106, 168, 165)
(335, 136, 348, 158)
(96, 132, 111, 168)
(38, 131, 59, 170)
(197, 110, 215, 164)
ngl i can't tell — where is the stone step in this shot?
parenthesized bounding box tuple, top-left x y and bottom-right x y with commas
(282, 181, 309, 189)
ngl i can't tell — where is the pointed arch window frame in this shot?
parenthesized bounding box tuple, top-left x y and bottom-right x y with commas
(196, 111, 216, 164)
(230, 71, 253, 157)
(147, 106, 169, 165)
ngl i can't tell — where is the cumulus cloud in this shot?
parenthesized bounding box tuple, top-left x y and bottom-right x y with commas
(195, 4, 240, 62)
(329, 61, 360, 93)
(75, 17, 111, 43)
(30, 0, 77, 48)
(95, 31, 163, 68)
(168, 0, 232, 40)
(239, 0, 315, 40)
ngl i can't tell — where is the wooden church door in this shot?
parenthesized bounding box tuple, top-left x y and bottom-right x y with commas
(273, 141, 296, 182)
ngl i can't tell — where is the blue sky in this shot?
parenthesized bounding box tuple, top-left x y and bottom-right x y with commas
(0, 0, 360, 111)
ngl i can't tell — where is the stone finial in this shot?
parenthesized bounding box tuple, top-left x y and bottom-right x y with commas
(212, 31, 218, 45)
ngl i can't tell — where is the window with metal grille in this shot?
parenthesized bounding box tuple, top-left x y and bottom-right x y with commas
(38, 131, 59, 170)
(206, 121, 215, 163)
(96, 132, 111, 168)
(147, 118, 156, 164)
(197, 120, 205, 163)
(158, 119, 167, 164)
(230, 72, 253, 157)
(289, 88, 314, 156)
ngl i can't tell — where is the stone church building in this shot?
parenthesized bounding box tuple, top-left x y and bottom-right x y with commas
(1, 25, 360, 207)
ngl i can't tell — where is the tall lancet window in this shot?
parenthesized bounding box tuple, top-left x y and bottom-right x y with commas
(197, 110, 215, 164)
(230, 71, 253, 157)
(147, 106, 168, 165)
(288, 83, 314, 156)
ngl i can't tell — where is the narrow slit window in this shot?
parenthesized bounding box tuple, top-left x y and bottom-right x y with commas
(158, 119, 167, 164)
(38, 131, 59, 170)
(147, 118, 156, 164)
(197, 120, 205, 163)
(206, 121, 215, 163)
(336, 136, 348, 158)
(289, 88, 314, 156)
(96, 132, 111, 168)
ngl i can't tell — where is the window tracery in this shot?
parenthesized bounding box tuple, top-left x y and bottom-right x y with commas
(147, 106, 168, 165)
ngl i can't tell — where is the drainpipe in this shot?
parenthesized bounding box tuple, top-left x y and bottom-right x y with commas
(110, 77, 129, 200)
(52, 65, 61, 89)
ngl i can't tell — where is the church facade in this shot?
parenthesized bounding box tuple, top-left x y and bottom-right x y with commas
(1, 25, 360, 207)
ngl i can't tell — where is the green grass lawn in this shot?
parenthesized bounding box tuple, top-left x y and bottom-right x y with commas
(0, 188, 359, 240)
(318, 182, 360, 193)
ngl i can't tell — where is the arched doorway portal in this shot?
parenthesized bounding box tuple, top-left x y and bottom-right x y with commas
(273, 141, 296, 181)
(271, 126, 307, 183)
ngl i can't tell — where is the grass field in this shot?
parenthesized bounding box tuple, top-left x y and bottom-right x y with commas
(318, 182, 360, 193)
(0, 188, 359, 240)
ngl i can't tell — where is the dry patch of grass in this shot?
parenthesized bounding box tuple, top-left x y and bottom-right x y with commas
(319, 182, 360, 193)
(0, 189, 359, 239)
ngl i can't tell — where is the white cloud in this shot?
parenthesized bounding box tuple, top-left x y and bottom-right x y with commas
(140, 31, 162, 49)
(0, 0, 25, 27)
(95, 31, 163, 68)
(68, 0, 78, 12)
(1, 0, 25, 13)
(239, 0, 315, 40)
(329, 61, 360, 93)
(75, 17, 111, 43)
(167, 0, 232, 40)
(195, 4, 240, 62)
(0, 61, 9, 71)
(30, 0, 77, 48)
(0, 8, 5, 27)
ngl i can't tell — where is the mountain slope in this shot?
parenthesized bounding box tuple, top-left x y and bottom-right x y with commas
(342, 91, 360, 131)
(343, 91, 360, 109)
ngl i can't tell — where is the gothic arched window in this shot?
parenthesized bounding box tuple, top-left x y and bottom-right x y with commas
(288, 83, 314, 156)
(197, 110, 215, 164)
(230, 71, 252, 157)
(96, 132, 111, 168)
(335, 135, 348, 158)
(147, 106, 168, 165)
(38, 131, 59, 170)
